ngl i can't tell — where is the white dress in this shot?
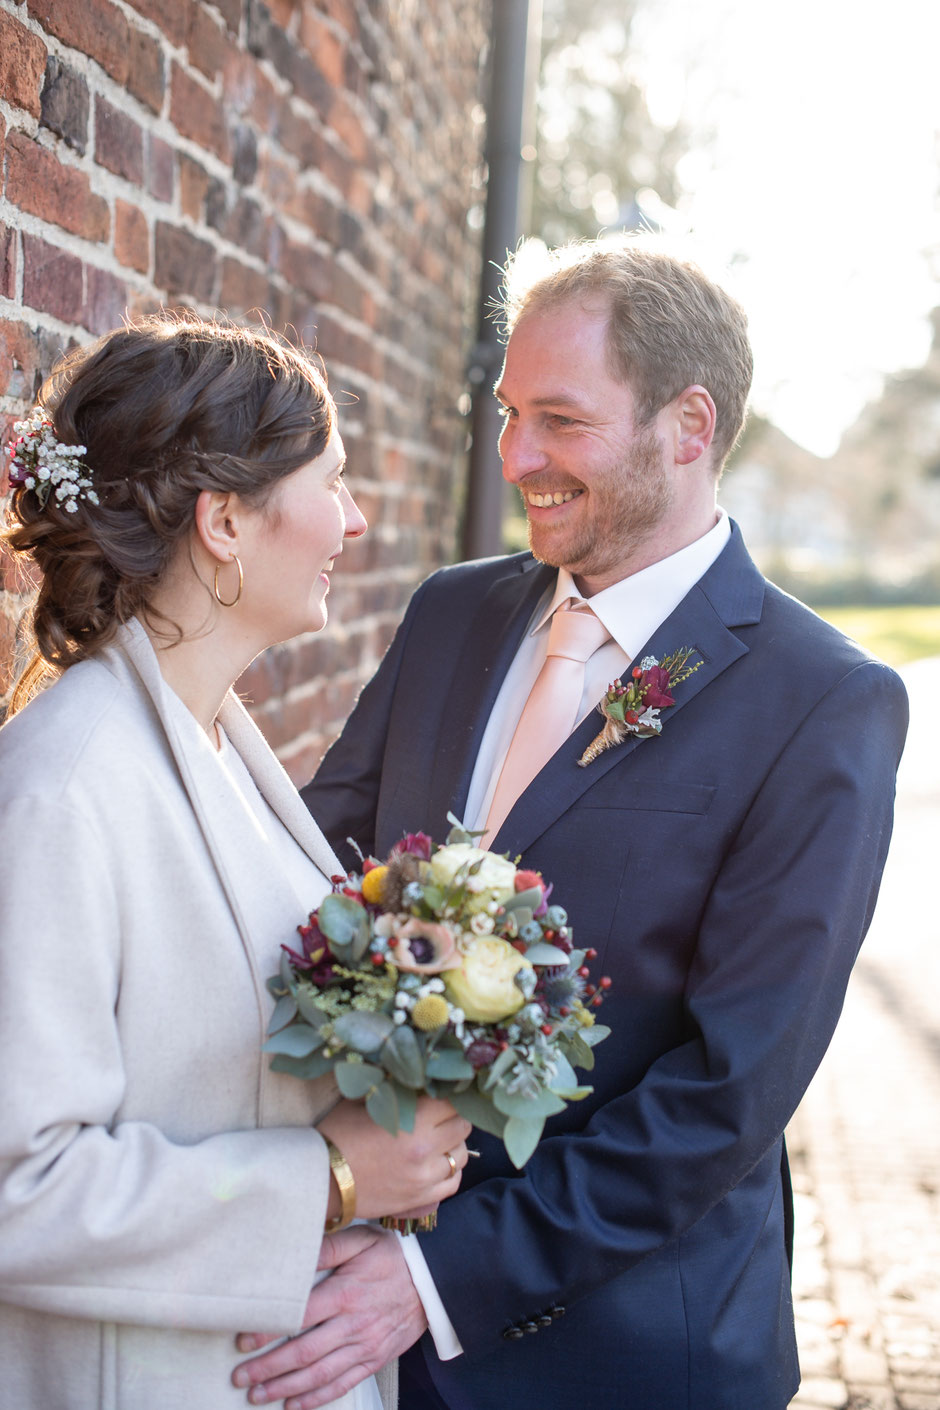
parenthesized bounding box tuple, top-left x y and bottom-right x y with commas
(0, 622, 389, 1410)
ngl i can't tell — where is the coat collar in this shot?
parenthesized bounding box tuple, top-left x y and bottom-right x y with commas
(488, 523, 765, 854)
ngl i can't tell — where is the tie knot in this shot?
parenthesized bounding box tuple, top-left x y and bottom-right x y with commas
(546, 603, 610, 664)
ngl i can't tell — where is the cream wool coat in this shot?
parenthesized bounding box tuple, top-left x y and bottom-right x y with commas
(0, 621, 392, 1410)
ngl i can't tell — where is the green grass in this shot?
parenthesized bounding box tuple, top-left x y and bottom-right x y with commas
(815, 605, 940, 666)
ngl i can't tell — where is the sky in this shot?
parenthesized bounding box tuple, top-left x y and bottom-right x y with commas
(622, 0, 940, 456)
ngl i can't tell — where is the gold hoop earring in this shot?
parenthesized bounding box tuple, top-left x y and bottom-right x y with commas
(213, 555, 243, 608)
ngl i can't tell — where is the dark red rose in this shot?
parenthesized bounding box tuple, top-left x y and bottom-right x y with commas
(465, 1038, 504, 1069)
(389, 831, 433, 862)
(640, 665, 675, 709)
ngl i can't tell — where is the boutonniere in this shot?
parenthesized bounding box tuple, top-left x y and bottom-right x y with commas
(578, 648, 704, 767)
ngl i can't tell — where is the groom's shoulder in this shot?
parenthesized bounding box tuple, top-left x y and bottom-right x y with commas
(410, 550, 538, 608)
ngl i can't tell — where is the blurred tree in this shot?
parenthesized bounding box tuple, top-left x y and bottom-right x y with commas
(528, 0, 688, 245)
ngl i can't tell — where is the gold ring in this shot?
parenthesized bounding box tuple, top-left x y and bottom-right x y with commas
(445, 1150, 457, 1178)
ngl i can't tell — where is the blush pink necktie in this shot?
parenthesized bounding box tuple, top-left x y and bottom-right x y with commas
(483, 602, 611, 843)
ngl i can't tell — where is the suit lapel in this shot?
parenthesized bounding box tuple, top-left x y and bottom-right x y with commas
(490, 526, 765, 854)
(427, 556, 555, 824)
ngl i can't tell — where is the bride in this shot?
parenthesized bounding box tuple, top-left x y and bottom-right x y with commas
(0, 315, 470, 1410)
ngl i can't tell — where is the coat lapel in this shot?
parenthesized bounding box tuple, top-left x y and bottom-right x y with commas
(114, 621, 341, 1002)
(427, 555, 555, 825)
(490, 525, 765, 854)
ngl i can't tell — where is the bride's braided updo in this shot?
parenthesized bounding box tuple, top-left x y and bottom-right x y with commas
(3, 313, 334, 711)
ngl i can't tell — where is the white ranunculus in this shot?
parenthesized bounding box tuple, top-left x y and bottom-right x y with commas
(429, 843, 516, 914)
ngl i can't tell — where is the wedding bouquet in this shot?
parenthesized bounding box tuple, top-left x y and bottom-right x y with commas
(265, 821, 610, 1224)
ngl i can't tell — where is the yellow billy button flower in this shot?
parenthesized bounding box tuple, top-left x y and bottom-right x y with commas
(410, 994, 450, 1030)
(444, 938, 533, 1023)
(361, 865, 389, 905)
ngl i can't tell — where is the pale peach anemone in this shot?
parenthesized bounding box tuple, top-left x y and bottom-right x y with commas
(391, 918, 462, 975)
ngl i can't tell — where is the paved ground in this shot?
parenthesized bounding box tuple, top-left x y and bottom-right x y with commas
(787, 656, 940, 1410)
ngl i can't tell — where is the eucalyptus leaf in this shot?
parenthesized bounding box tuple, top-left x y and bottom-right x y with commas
(263, 1023, 323, 1058)
(366, 1080, 400, 1135)
(295, 987, 330, 1029)
(267, 992, 298, 1034)
(566, 1032, 595, 1071)
(450, 1087, 508, 1139)
(548, 1051, 579, 1091)
(549, 1085, 593, 1101)
(426, 1048, 475, 1082)
(493, 1085, 566, 1120)
(335, 1060, 384, 1100)
(270, 1049, 335, 1080)
(504, 1113, 545, 1169)
(568, 949, 586, 969)
(317, 893, 371, 961)
(481, 1046, 517, 1089)
(279, 949, 295, 990)
(333, 1010, 395, 1053)
(503, 887, 543, 914)
(421, 883, 448, 913)
(382, 1025, 426, 1089)
(581, 1024, 611, 1048)
(522, 942, 571, 966)
(393, 1081, 418, 1132)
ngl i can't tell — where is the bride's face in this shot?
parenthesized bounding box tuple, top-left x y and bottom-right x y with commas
(241, 430, 367, 644)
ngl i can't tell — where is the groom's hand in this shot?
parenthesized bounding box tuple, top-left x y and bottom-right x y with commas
(232, 1225, 427, 1409)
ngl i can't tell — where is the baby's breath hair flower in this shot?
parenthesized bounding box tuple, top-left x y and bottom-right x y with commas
(6, 408, 97, 514)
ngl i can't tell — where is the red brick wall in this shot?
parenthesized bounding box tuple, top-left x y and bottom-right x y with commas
(0, 0, 488, 781)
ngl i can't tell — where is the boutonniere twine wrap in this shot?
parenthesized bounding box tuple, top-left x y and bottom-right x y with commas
(265, 821, 611, 1232)
(578, 648, 703, 766)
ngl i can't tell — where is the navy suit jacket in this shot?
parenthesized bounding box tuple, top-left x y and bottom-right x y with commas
(303, 524, 908, 1410)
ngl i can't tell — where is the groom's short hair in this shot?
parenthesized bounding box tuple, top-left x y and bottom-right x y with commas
(498, 235, 754, 468)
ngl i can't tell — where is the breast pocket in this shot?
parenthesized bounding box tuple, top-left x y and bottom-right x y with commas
(578, 777, 717, 816)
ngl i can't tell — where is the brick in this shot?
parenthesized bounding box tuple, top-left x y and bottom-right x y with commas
(232, 123, 258, 187)
(0, 224, 16, 302)
(246, 1, 331, 114)
(0, 11, 47, 119)
(149, 135, 175, 203)
(6, 133, 110, 243)
(95, 97, 145, 185)
(178, 154, 209, 221)
(40, 57, 89, 154)
(187, 4, 229, 80)
(27, 0, 129, 86)
(154, 221, 216, 302)
(84, 265, 129, 337)
(299, 10, 345, 87)
(127, 28, 165, 114)
(210, 0, 242, 33)
(22, 234, 84, 324)
(124, 0, 189, 48)
(206, 187, 268, 260)
(219, 257, 274, 317)
(114, 201, 149, 274)
(170, 63, 230, 163)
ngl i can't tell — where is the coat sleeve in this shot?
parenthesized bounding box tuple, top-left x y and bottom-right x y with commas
(418, 659, 908, 1352)
(0, 791, 329, 1334)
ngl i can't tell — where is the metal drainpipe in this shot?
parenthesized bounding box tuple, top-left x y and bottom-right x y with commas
(461, 0, 540, 561)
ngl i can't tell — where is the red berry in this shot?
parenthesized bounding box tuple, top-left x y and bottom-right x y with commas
(578, 966, 590, 978)
(371, 954, 384, 966)
(626, 710, 639, 725)
(330, 874, 346, 886)
(599, 976, 612, 989)
(512, 939, 527, 953)
(584, 947, 597, 959)
(541, 1023, 553, 1036)
(559, 1006, 570, 1017)
(591, 996, 604, 1007)
(632, 667, 642, 679)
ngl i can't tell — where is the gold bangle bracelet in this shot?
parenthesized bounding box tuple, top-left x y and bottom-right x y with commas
(324, 1138, 356, 1232)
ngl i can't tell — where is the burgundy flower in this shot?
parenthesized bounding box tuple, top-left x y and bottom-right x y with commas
(465, 1038, 504, 1070)
(390, 831, 433, 861)
(640, 665, 675, 709)
(287, 916, 336, 984)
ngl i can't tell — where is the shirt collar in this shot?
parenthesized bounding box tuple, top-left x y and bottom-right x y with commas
(531, 510, 731, 659)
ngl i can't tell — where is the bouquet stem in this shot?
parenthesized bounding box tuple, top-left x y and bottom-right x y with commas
(380, 1212, 438, 1234)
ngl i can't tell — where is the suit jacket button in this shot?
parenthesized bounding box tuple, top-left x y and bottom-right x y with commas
(549, 1305, 566, 1319)
(522, 1320, 539, 1334)
(502, 1326, 525, 1341)
(537, 1314, 553, 1328)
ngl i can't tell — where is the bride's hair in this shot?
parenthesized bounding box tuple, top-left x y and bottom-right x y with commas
(3, 313, 334, 713)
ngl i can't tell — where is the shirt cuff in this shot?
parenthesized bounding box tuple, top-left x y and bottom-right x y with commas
(396, 1231, 463, 1360)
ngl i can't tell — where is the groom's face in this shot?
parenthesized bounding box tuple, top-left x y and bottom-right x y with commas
(495, 298, 672, 596)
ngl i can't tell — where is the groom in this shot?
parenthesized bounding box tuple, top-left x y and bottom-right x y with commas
(235, 236, 907, 1408)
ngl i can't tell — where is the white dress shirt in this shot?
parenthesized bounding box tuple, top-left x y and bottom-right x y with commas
(401, 511, 730, 1361)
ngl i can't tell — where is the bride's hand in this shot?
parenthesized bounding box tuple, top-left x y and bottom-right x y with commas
(316, 1095, 471, 1221)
